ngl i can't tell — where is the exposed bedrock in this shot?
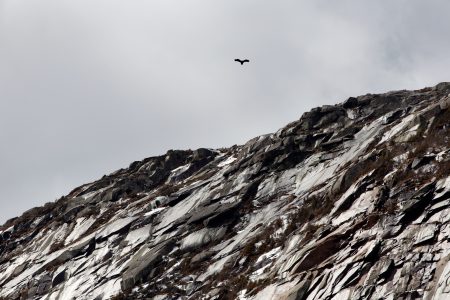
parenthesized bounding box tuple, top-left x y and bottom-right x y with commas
(0, 83, 449, 299)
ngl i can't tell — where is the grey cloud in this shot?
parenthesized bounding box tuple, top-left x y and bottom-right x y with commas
(1, 0, 450, 223)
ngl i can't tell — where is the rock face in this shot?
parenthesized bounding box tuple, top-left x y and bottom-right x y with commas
(0, 83, 450, 300)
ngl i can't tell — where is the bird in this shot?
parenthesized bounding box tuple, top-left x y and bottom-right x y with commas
(235, 59, 249, 65)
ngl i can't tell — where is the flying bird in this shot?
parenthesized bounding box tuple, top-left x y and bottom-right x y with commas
(235, 59, 249, 65)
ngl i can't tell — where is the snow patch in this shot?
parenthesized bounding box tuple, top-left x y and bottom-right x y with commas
(65, 217, 96, 245)
(218, 156, 237, 167)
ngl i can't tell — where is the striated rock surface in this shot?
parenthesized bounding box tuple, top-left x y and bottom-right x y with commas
(1, 83, 450, 300)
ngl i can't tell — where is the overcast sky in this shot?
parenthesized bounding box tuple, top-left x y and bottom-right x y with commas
(1, 0, 450, 223)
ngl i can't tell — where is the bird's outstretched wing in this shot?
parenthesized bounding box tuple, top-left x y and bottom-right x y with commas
(234, 59, 249, 65)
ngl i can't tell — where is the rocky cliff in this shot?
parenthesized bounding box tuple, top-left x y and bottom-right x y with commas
(1, 83, 450, 300)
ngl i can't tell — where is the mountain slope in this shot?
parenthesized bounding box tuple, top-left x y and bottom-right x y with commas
(1, 83, 450, 300)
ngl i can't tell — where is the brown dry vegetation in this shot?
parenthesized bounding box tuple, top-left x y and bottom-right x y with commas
(109, 291, 130, 300)
(49, 240, 65, 253)
(436, 160, 450, 180)
(284, 193, 333, 238)
(195, 219, 287, 299)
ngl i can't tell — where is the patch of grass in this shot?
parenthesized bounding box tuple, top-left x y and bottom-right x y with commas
(284, 193, 333, 237)
(49, 240, 65, 253)
(240, 219, 284, 265)
(156, 183, 179, 197)
(436, 160, 450, 180)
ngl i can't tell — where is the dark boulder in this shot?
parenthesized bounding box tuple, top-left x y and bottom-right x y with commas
(193, 148, 216, 161)
(187, 201, 241, 227)
(343, 97, 359, 109)
(382, 109, 404, 125)
(410, 155, 435, 169)
(52, 269, 67, 287)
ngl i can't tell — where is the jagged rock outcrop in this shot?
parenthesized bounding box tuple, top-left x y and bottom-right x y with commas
(1, 83, 450, 300)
